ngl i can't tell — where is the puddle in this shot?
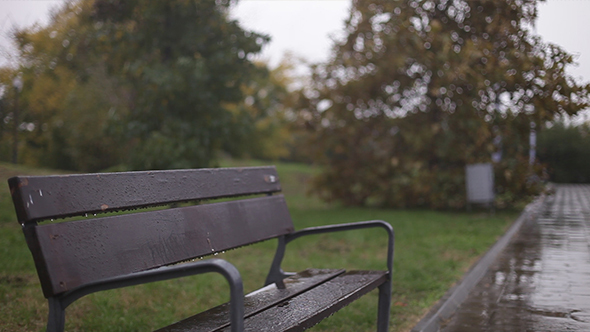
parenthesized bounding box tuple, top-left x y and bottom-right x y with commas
(440, 185, 590, 331)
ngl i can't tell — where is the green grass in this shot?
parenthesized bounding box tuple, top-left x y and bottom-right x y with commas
(0, 160, 518, 331)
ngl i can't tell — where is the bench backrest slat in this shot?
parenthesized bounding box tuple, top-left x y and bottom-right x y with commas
(30, 195, 293, 297)
(9, 166, 294, 298)
(9, 167, 281, 223)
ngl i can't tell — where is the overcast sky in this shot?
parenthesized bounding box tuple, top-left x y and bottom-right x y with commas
(232, 0, 590, 84)
(1, 0, 589, 90)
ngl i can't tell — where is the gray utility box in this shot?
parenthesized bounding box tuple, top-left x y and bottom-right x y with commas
(466, 163, 495, 206)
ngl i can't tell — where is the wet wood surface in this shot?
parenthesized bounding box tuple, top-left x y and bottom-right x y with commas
(216, 270, 388, 332)
(35, 195, 293, 296)
(156, 269, 346, 332)
(9, 166, 281, 222)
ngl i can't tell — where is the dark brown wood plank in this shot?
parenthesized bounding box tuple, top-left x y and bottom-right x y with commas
(218, 270, 388, 332)
(34, 195, 294, 297)
(155, 269, 345, 332)
(8, 166, 281, 223)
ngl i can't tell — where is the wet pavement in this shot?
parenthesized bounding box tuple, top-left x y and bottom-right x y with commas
(441, 184, 590, 332)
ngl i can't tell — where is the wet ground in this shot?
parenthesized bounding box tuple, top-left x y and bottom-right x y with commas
(441, 184, 590, 332)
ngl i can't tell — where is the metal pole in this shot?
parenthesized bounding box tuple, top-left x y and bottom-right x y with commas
(12, 76, 23, 165)
(12, 89, 18, 164)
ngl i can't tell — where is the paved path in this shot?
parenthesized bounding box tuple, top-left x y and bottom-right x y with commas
(441, 184, 590, 332)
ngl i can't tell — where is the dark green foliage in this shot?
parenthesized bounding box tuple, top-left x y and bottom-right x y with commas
(538, 123, 590, 183)
(88, 0, 269, 169)
(300, 0, 589, 209)
(1, 0, 272, 171)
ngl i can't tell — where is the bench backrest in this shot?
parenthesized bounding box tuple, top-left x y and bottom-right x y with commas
(9, 166, 294, 298)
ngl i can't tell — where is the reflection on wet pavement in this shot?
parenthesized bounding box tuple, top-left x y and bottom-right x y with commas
(442, 184, 590, 332)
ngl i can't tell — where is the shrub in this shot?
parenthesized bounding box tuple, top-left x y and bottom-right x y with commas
(538, 122, 590, 183)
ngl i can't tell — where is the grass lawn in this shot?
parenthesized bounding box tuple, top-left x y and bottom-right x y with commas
(0, 161, 518, 331)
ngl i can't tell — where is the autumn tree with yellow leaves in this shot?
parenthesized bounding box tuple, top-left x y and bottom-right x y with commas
(302, 0, 589, 208)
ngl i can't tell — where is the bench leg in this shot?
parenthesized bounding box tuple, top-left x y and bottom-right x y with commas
(47, 297, 65, 332)
(377, 281, 391, 332)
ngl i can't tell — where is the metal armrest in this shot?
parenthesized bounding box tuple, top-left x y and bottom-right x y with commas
(265, 220, 394, 285)
(47, 258, 244, 332)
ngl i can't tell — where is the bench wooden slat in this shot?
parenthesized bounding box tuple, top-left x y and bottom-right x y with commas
(9, 166, 281, 223)
(218, 270, 388, 332)
(33, 195, 294, 297)
(156, 269, 345, 332)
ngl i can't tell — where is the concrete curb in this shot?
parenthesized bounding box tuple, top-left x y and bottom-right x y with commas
(410, 195, 547, 332)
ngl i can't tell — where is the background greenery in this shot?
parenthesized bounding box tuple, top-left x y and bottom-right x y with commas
(298, 0, 589, 209)
(0, 161, 518, 332)
(0, 0, 290, 171)
(1, 0, 588, 210)
(537, 122, 590, 183)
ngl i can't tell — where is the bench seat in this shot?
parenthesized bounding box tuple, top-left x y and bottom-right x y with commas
(158, 269, 388, 332)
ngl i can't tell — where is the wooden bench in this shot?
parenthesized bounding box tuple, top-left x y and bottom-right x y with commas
(8, 166, 394, 332)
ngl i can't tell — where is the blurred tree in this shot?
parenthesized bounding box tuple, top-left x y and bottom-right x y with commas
(2, 0, 271, 171)
(538, 122, 590, 183)
(6, 0, 129, 171)
(0, 69, 16, 161)
(301, 0, 590, 208)
(87, 0, 269, 169)
(225, 59, 297, 161)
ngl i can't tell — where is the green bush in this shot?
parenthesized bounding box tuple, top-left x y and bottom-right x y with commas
(538, 122, 590, 183)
